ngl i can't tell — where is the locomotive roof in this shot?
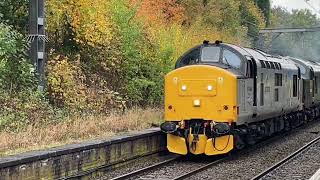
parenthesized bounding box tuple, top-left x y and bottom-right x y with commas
(288, 57, 320, 79)
(176, 41, 317, 78)
(221, 43, 298, 71)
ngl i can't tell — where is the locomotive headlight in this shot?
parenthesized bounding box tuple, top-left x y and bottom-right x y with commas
(181, 85, 187, 91)
(207, 85, 213, 91)
(194, 99, 201, 107)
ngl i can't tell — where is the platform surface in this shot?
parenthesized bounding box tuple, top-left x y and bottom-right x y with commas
(310, 167, 320, 180)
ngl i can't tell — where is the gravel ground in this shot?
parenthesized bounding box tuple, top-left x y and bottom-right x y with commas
(261, 137, 320, 180)
(98, 120, 320, 180)
(186, 120, 320, 180)
(98, 152, 178, 179)
(101, 154, 221, 180)
(126, 155, 221, 180)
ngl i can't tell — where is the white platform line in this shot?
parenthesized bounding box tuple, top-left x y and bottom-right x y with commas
(310, 168, 320, 180)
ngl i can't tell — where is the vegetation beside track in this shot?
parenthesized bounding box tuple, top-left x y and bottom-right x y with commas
(0, 0, 266, 154)
(0, 0, 319, 155)
(0, 107, 162, 156)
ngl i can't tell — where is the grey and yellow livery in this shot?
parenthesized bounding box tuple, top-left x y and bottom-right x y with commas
(161, 41, 320, 156)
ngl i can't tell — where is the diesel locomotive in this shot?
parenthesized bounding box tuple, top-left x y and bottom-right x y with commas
(160, 40, 320, 156)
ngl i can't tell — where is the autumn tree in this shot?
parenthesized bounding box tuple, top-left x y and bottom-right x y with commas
(240, 0, 265, 44)
(254, 0, 271, 26)
(0, 0, 34, 93)
(131, 0, 185, 26)
(0, 0, 29, 33)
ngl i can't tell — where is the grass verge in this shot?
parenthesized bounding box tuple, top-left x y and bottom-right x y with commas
(0, 107, 163, 157)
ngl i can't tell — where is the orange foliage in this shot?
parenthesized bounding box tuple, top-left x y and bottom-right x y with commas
(130, 0, 185, 26)
(45, 0, 264, 112)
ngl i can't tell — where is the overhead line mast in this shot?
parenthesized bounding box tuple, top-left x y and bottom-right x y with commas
(29, 0, 46, 90)
(256, 27, 320, 51)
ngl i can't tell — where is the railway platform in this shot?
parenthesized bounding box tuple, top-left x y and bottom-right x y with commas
(310, 167, 320, 180)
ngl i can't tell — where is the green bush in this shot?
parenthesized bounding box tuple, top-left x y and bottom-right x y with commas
(107, 0, 170, 106)
(0, 90, 66, 132)
(0, 23, 35, 92)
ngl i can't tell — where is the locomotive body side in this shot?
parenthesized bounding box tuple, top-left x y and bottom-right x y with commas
(289, 58, 320, 118)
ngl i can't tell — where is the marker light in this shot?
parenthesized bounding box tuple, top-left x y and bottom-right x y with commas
(181, 85, 187, 91)
(194, 99, 201, 107)
(208, 85, 213, 91)
(178, 121, 185, 129)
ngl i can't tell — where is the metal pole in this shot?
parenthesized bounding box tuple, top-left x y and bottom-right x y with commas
(256, 33, 265, 50)
(29, 0, 45, 90)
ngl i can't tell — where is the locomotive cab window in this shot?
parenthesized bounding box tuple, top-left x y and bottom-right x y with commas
(201, 46, 220, 63)
(175, 47, 200, 68)
(222, 49, 241, 69)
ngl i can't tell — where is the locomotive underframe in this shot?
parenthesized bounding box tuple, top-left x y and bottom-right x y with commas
(163, 104, 320, 155)
(234, 104, 320, 149)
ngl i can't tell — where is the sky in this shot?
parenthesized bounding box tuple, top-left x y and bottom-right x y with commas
(272, 0, 320, 16)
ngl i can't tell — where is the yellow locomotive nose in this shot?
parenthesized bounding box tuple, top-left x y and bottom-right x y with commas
(165, 65, 238, 122)
(163, 65, 237, 155)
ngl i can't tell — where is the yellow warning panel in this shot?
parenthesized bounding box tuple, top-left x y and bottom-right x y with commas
(188, 134, 208, 155)
(165, 65, 238, 122)
(167, 134, 188, 155)
(205, 135, 234, 155)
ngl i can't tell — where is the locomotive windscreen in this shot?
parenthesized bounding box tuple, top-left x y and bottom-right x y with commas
(201, 46, 220, 62)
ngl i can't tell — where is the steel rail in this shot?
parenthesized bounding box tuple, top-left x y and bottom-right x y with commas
(111, 121, 319, 180)
(172, 157, 229, 180)
(171, 122, 319, 180)
(170, 131, 290, 180)
(111, 156, 181, 180)
(251, 135, 320, 180)
(70, 120, 320, 180)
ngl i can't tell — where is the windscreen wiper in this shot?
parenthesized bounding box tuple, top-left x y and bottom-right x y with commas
(223, 57, 232, 68)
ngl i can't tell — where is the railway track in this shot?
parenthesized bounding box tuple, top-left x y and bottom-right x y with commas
(111, 155, 228, 180)
(171, 157, 228, 180)
(102, 121, 320, 180)
(110, 133, 291, 180)
(251, 135, 320, 180)
(110, 156, 180, 180)
(109, 126, 313, 180)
